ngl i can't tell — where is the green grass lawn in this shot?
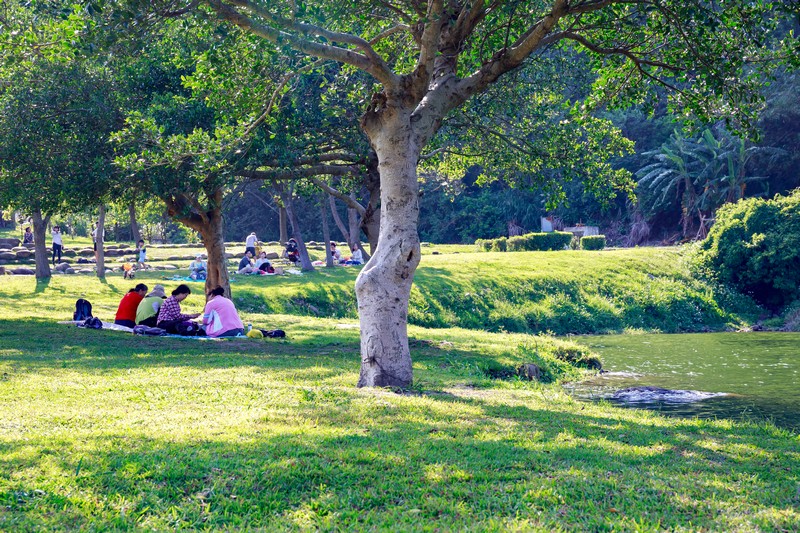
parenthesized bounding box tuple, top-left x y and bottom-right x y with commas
(0, 247, 797, 530)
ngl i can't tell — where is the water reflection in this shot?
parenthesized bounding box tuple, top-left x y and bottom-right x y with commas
(567, 332, 800, 432)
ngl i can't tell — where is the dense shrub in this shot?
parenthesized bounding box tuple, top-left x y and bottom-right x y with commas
(490, 236, 507, 252)
(696, 190, 800, 308)
(580, 235, 606, 250)
(475, 239, 492, 251)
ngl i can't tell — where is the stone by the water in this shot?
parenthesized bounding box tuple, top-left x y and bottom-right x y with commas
(613, 386, 726, 404)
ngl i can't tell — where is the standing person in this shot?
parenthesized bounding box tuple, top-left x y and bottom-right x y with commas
(114, 283, 148, 328)
(202, 286, 245, 338)
(245, 232, 258, 256)
(51, 225, 63, 266)
(91, 222, 103, 262)
(136, 284, 166, 327)
(237, 251, 255, 274)
(156, 284, 200, 334)
(22, 227, 34, 245)
(136, 239, 147, 269)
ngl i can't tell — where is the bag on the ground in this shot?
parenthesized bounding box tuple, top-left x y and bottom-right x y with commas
(260, 329, 286, 338)
(82, 317, 102, 329)
(132, 325, 167, 336)
(73, 298, 93, 321)
(175, 321, 201, 336)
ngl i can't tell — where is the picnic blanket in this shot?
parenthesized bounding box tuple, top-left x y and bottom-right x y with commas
(58, 320, 228, 341)
(161, 275, 213, 283)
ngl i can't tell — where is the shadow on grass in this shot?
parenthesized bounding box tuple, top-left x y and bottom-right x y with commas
(34, 277, 51, 294)
(0, 389, 796, 531)
(0, 319, 520, 379)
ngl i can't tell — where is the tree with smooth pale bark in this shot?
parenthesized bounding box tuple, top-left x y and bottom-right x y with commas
(164, 0, 797, 388)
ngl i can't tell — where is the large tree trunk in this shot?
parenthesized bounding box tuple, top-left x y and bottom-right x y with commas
(96, 205, 106, 279)
(31, 209, 51, 279)
(320, 195, 334, 268)
(278, 205, 288, 244)
(129, 203, 142, 243)
(283, 189, 315, 271)
(198, 208, 231, 299)
(355, 116, 421, 388)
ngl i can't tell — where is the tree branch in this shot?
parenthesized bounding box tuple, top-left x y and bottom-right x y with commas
(556, 31, 681, 72)
(238, 164, 358, 181)
(309, 177, 366, 215)
(208, 0, 399, 87)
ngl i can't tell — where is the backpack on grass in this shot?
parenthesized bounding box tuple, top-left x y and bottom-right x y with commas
(73, 298, 93, 321)
(260, 329, 286, 338)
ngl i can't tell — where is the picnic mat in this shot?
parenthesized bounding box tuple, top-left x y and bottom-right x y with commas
(58, 320, 228, 341)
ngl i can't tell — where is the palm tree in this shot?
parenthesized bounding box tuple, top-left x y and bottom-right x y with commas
(636, 127, 783, 239)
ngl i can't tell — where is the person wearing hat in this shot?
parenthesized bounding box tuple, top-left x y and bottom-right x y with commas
(283, 238, 299, 265)
(189, 255, 207, 281)
(245, 232, 258, 256)
(136, 284, 166, 327)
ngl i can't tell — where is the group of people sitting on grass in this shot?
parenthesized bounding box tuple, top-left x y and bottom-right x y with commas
(114, 283, 246, 338)
(237, 250, 277, 275)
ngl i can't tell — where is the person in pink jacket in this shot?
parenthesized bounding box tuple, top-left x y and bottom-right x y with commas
(202, 286, 245, 337)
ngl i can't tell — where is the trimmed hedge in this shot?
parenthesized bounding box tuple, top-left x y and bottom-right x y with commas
(476, 232, 573, 252)
(580, 235, 606, 250)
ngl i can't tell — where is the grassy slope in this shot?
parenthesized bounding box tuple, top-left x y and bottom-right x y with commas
(0, 251, 797, 530)
(0, 245, 761, 335)
(207, 246, 757, 336)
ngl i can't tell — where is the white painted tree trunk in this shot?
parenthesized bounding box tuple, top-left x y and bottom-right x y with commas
(356, 115, 421, 388)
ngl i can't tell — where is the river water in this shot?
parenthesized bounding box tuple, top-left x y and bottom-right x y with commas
(568, 332, 800, 432)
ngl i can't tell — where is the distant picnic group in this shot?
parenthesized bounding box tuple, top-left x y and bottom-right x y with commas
(235, 232, 363, 274)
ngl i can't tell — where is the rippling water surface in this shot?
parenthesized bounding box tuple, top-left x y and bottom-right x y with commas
(567, 332, 800, 432)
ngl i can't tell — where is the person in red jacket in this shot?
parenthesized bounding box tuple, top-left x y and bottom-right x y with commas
(114, 283, 148, 328)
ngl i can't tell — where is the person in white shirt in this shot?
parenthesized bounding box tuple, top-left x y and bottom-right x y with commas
(245, 232, 258, 256)
(343, 246, 364, 265)
(51, 225, 63, 266)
